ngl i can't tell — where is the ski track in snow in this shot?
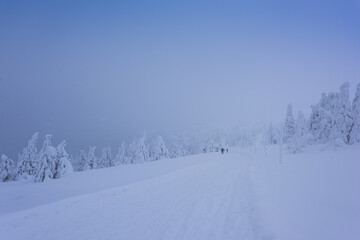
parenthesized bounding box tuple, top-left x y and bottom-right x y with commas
(0, 152, 265, 240)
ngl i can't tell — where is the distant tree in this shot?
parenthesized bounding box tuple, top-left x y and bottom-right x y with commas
(309, 104, 332, 143)
(79, 150, 90, 171)
(202, 139, 217, 153)
(295, 111, 308, 136)
(152, 136, 169, 161)
(213, 135, 224, 152)
(0, 154, 14, 182)
(15, 132, 40, 181)
(266, 123, 280, 144)
(288, 111, 309, 153)
(169, 142, 187, 158)
(132, 135, 150, 163)
(332, 82, 354, 143)
(115, 142, 128, 164)
(127, 141, 136, 164)
(88, 146, 97, 169)
(284, 103, 296, 143)
(53, 141, 73, 178)
(99, 146, 114, 168)
(350, 83, 360, 143)
(35, 135, 56, 182)
(310, 82, 354, 144)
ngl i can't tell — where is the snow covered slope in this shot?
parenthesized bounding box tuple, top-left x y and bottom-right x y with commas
(0, 153, 216, 215)
(252, 143, 360, 240)
(0, 144, 359, 240)
(0, 151, 264, 240)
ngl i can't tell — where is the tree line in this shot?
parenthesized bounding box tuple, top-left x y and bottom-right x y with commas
(1, 82, 359, 182)
(268, 82, 360, 153)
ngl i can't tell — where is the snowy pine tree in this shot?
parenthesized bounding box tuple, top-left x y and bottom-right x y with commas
(53, 141, 73, 178)
(350, 83, 360, 143)
(79, 150, 90, 171)
(310, 82, 355, 144)
(15, 132, 40, 181)
(152, 136, 169, 161)
(127, 141, 136, 164)
(288, 111, 309, 153)
(35, 135, 56, 182)
(309, 104, 332, 143)
(266, 123, 280, 144)
(295, 111, 308, 136)
(0, 154, 15, 182)
(202, 139, 216, 153)
(169, 142, 187, 158)
(88, 146, 97, 169)
(284, 103, 296, 143)
(99, 146, 114, 168)
(332, 82, 354, 143)
(132, 135, 150, 163)
(115, 142, 128, 165)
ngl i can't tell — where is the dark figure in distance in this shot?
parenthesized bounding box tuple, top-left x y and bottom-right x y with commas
(221, 148, 225, 154)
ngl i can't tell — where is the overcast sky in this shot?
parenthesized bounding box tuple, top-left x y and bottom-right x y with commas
(1, 0, 359, 157)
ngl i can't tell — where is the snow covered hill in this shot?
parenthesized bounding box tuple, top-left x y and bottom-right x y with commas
(1, 144, 359, 240)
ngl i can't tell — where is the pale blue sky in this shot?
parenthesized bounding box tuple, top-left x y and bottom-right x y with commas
(1, 0, 359, 157)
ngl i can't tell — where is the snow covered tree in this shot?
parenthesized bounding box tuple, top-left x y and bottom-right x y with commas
(284, 103, 296, 143)
(350, 83, 360, 143)
(331, 82, 354, 143)
(0, 154, 14, 182)
(99, 146, 114, 168)
(169, 142, 187, 158)
(288, 111, 310, 153)
(88, 146, 97, 169)
(309, 104, 332, 143)
(53, 141, 73, 178)
(295, 111, 308, 136)
(310, 82, 354, 144)
(115, 142, 128, 165)
(202, 139, 214, 153)
(127, 141, 136, 164)
(132, 135, 150, 163)
(35, 135, 56, 182)
(266, 123, 280, 144)
(201, 135, 226, 153)
(213, 135, 224, 152)
(78, 150, 90, 171)
(152, 136, 169, 161)
(15, 132, 40, 181)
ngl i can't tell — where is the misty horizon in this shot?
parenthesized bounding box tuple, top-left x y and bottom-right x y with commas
(1, 0, 359, 158)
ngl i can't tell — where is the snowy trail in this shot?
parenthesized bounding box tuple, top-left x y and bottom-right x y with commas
(0, 152, 264, 240)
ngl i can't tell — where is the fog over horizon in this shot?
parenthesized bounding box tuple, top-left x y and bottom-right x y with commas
(1, 0, 359, 158)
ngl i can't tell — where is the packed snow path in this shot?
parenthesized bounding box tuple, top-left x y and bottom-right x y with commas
(0, 152, 264, 240)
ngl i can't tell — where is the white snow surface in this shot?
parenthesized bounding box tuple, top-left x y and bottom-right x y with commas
(1, 144, 360, 240)
(252, 144, 360, 240)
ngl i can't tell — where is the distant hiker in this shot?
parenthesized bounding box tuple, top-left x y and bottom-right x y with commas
(226, 149, 228, 153)
(221, 148, 225, 154)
